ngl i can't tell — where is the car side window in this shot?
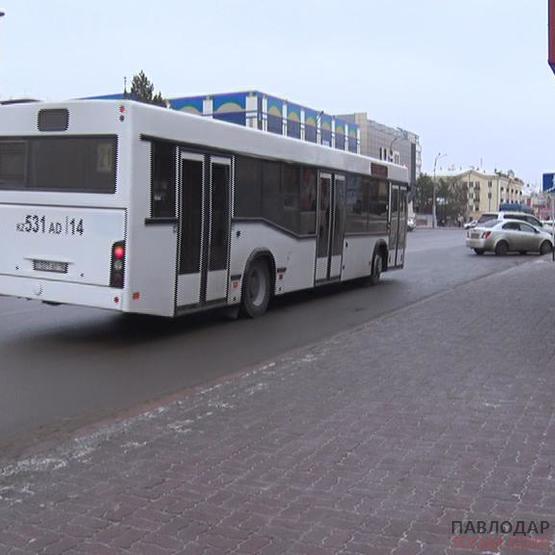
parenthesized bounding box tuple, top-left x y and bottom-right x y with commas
(519, 223, 535, 233)
(502, 222, 519, 230)
(526, 216, 540, 227)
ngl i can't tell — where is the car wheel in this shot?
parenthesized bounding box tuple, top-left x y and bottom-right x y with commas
(474, 249, 485, 255)
(240, 258, 271, 318)
(540, 240, 552, 256)
(369, 251, 383, 285)
(495, 241, 508, 256)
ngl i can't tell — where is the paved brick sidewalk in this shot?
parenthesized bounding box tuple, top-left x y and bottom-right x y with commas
(0, 259, 554, 555)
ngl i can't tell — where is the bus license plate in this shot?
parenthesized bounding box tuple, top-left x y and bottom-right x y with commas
(33, 260, 68, 274)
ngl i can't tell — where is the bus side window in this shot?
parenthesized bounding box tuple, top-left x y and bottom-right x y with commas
(151, 141, 176, 218)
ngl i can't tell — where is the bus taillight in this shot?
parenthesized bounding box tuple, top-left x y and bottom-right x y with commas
(110, 241, 125, 288)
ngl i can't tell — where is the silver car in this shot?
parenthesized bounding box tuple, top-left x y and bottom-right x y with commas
(466, 219, 554, 256)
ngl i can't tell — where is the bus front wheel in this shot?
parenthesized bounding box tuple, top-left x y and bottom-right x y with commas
(241, 258, 271, 318)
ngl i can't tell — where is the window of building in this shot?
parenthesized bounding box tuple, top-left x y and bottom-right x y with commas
(267, 114, 283, 135)
(287, 120, 301, 139)
(305, 125, 317, 143)
(335, 133, 345, 151)
(321, 129, 332, 147)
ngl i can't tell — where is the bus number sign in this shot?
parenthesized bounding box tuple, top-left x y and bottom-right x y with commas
(16, 214, 84, 236)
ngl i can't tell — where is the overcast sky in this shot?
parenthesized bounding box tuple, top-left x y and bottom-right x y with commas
(0, 0, 553, 185)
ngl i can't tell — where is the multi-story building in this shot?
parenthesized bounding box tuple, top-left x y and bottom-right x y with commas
(336, 113, 422, 189)
(89, 90, 361, 154)
(435, 168, 525, 220)
(523, 190, 551, 220)
(170, 91, 360, 154)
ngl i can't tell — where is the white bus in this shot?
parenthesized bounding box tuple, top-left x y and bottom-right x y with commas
(0, 100, 408, 318)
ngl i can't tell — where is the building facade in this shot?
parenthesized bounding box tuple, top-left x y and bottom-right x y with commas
(169, 91, 360, 153)
(336, 112, 422, 189)
(435, 168, 525, 221)
(523, 191, 551, 220)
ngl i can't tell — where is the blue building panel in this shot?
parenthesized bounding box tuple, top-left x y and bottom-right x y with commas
(85, 93, 126, 100)
(543, 173, 555, 193)
(214, 112, 246, 125)
(320, 114, 333, 146)
(212, 92, 247, 114)
(266, 96, 284, 135)
(286, 102, 301, 138)
(170, 96, 204, 115)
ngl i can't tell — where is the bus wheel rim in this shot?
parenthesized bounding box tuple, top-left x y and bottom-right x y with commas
(249, 268, 265, 306)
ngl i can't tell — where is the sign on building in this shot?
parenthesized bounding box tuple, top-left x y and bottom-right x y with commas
(542, 173, 555, 193)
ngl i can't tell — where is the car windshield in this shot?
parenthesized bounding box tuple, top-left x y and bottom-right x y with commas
(477, 214, 497, 224)
(479, 220, 498, 228)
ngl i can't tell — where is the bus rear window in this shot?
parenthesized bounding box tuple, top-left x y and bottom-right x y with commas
(0, 136, 117, 193)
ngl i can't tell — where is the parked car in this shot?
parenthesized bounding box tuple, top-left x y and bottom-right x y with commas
(464, 220, 477, 230)
(466, 219, 553, 256)
(498, 211, 549, 232)
(470, 211, 552, 234)
(407, 217, 416, 232)
(477, 212, 499, 225)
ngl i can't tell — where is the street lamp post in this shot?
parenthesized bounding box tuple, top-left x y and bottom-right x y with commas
(432, 152, 447, 228)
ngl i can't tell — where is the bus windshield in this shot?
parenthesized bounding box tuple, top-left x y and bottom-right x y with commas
(0, 135, 117, 193)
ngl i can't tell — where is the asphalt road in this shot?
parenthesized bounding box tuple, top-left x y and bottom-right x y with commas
(0, 229, 540, 457)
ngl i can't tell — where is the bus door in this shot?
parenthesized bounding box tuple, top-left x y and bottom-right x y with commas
(396, 187, 407, 267)
(176, 152, 231, 310)
(315, 172, 345, 283)
(388, 184, 407, 268)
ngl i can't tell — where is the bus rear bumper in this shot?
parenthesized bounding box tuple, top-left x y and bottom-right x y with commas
(0, 274, 124, 312)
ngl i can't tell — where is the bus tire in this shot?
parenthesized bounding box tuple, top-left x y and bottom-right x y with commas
(369, 251, 383, 286)
(240, 258, 271, 318)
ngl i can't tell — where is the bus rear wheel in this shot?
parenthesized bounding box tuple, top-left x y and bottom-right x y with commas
(369, 251, 383, 285)
(241, 258, 271, 318)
